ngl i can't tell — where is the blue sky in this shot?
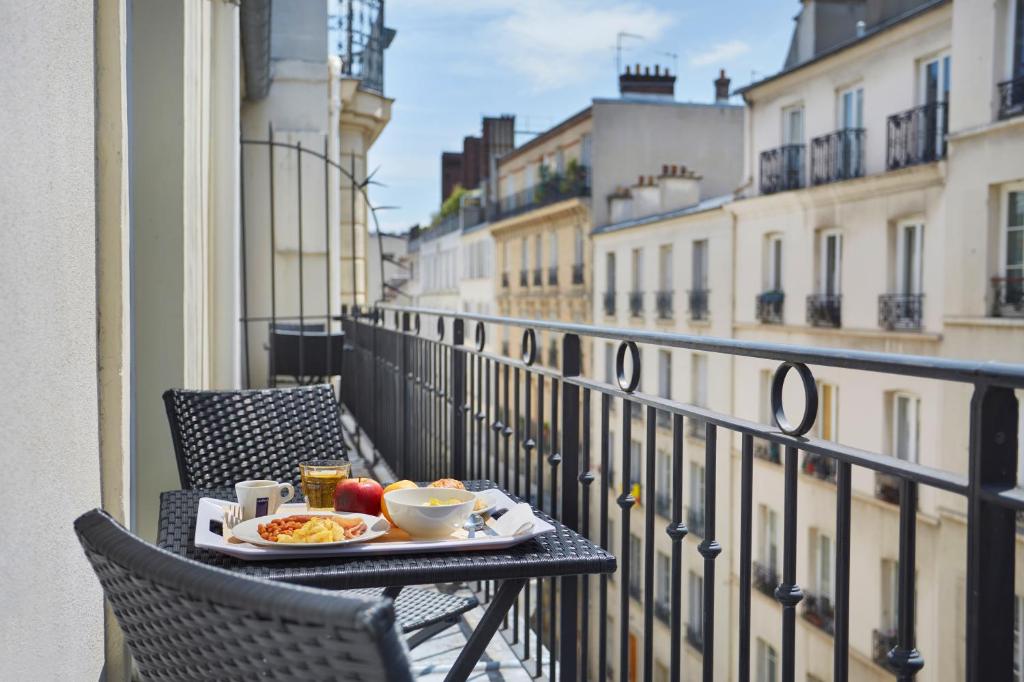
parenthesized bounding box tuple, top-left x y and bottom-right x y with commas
(365, 0, 798, 233)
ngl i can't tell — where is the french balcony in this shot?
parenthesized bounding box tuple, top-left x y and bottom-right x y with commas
(519, 269, 528, 287)
(873, 628, 899, 671)
(801, 452, 837, 484)
(997, 76, 1024, 120)
(547, 266, 558, 286)
(886, 102, 947, 170)
(501, 272, 509, 288)
(756, 290, 784, 324)
(629, 290, 644, 317)
(686, 506, 706, 539)
(991, 277, 1024, 318)
(752, 561, 779, 598)
(810, 128, 865, 185)
(689, 289, 710, 321)
(532, 268, 542, 286)
(759, 144, 805, 194)
(655, 290, 674, 319)
(753, 440, 782, 464)
(806, 294, 841, 328)
(878, 293, 924, 331)
(802, 591, 835, 636)
(571, 262, 585, 285)
(603, 291, 616, 316)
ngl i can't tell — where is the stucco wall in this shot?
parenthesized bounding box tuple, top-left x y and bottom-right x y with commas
(0, 1, 105, 677)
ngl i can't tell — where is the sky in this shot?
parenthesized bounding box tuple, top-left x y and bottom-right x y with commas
(362, 0, 798, 234)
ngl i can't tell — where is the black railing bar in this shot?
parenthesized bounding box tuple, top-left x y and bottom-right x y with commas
(374, 305, 1024, 387)
(979, 483, 1024, 510)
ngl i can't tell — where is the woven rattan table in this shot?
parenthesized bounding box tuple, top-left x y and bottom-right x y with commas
(158, 480, 615, 681)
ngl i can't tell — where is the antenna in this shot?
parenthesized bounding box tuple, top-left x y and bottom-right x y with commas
(616, 32, 644, 76)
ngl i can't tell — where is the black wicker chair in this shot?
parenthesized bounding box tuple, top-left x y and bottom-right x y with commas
(75, 509, 415, 681)
(161, 385, 477, 643)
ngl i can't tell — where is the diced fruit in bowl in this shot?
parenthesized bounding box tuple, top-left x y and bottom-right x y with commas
(334, 477, 384, 516)
(381, 479, 418, 525)
(383, 487, 477, 539)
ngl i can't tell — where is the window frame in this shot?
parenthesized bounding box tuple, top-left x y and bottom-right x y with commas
(819, 228, 843, 296)
(895, 220, 925, 295)
(781, 104, 804, 145)
(890, 392, 921, 463)
(838, 85, 864, 129)
(1001, 182, 1024, 282)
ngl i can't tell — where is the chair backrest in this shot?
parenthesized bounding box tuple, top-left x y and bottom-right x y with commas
(74, 509, 413, 682)
(162, 385, 347, 490)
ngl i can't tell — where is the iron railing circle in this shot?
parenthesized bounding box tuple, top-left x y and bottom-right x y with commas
(616, 341, 641, 393)
(521, 329, 537, 366)
(475, 322, 486, 352)
(770, 361, 818, 436)
(437, 317, 445, 340)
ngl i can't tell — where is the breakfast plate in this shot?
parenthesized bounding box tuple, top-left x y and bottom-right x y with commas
(231, 511, 389, 548)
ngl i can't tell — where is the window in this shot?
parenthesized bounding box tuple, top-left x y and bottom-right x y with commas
(549, 232, 558, 268)
(629, 534, 643, 599)
(1004, 188, 1024, 298)
(534, 234, 542, 270)
(756, 639, 778, 682)
(759, 505, 778, 573)
(658, 351, 672, 400)
(839, 86, 864, 129)
(658, 244, 673, 291)
(692, 240, 708, 291)
(688, 572, 704, 637)
(521, 237, 528, 271)
(502, 241, 510, 275)
(690, 461, 706, 521)
(606, 252, 617, 292)
(812, 531, 834, 603)
(920, 53, 951, 105)
(631, 248, 644, 291)
(691, 354, 709, 439)
(891, 393, 920, 463)
(815, 382, 839, 441)
(655, 449, 672, 515)
(819, 229, 842, 296)
(605, 342, 615, 384)
(881, 559, 899, 633)
(765, 234, 783, 292)
(607, 430, 616, 489)
(574, 229, 584, 265)
(581, 133, 593, 168)
(782, 105, 804, 145)
(895, 222, 924, 295)
(656, 551, 671, 619)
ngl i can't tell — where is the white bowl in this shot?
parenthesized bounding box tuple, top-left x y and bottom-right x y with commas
(383, 487, 477, 539)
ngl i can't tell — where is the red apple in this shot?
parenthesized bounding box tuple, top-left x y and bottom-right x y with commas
(334, 477, 384, 515)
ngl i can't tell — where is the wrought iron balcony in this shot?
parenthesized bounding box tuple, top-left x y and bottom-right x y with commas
(501, 272, 509, 288)
(873, 628, 899, 671)
(532, 268, 542, 286)
(689, 289, 709, 321)
(603, 291, 615, 316)
(878, 293, 924, 331)
(806, 294, 841, 328)
(753, 440, 782, 464)
(802, 591, 835, 635)
(801, 452, 837, 484)
(886, 102, 947, 170)
(998, 76, 1024, 120)
(686, 506, 706, 539)
(752, 561, 778, 598)
(759, 144, 805, 194)
(547, 266, 558, 286)
(756, 291, 784, 324)
(336, 0, 388, 95)
(655, 290, 674, 319)
(629, 291, 644, 317)
(810, 128, 865, 185)
(571, 262, 585, 285)
(991, 277, 1024, 317)
(519, 269, 528, 287)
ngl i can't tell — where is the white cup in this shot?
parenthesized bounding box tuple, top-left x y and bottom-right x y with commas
(235, 479, 295, 520)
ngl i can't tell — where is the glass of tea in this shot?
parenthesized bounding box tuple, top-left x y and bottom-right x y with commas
(299, 459, 351, 511)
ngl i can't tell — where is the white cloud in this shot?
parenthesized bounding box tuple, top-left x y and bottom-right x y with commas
(688, 39, 750, 67)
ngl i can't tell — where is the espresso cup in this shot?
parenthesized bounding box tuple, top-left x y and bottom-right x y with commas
(235, 479, 295, 520)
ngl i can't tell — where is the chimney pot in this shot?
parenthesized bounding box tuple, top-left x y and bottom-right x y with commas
(625, 65, 631, 75)
(655, 65, 661, 75)
(714, 69, 731, 103)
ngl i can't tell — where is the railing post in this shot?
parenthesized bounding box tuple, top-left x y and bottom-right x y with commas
(397, 312, 411, 479)
(966, 384, 1019, 681)
(450, 317, 467, 480)
(559, 334, 581, 682)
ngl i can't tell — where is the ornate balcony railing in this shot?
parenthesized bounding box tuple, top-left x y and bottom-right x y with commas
(519, 269, 528, 287)
(335, 0, 388, 95)
(337, 302, 1024, 682)
(811, 128, 865, 185)
(760, 144, 805, 194)
(501, 272, 509, 288)
(629, 291, 644, 317)
(689, 289, 709, 321)
(879, 293, 924, 331)
(802, 452, 837, 484)
(603, 291, 615, 316)
(998, 76, 1024, 120)
(547, 266, 558, 286)
(572, 262, 585, 285)
(756, 291, 784, 324)
(752, 561, 778, 598)
(807, 294, 841, 328)
(655, 290, 674, 319)
(886, 102, 947, 170)
(754, 440, 782, 464)
(991, 277, 1024, 318)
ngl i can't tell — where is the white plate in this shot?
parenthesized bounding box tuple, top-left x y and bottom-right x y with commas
(231, 511, 389, 548)
(473, 489, 503, 516)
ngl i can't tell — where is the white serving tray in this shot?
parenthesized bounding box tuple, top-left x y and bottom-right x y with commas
(194, 488, 555, 562)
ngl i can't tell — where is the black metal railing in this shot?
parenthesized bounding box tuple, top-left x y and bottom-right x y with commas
(811, 128, 865, 185)
(501, 272, 509, 288)
(873, 628, 899, 671)
(689, 289, 709, 322)
(879, 293, 924, 331)
(802, 592, 835, 635)
(603, 291, 616, 316)
(335, 0, 387, 95)
(572, 262, 585, 285)
(520, 269, 528, 287)
(655, 291, 674, 319)
(754, 440, 782, 464)
(339, 302, 1024, 682)
(998, 76, 1024, 120)
(807, 294, 842, 328)
(756, 291, 785, 324)
(886, 102, 947, 170)
(802, 452, 837, 484)
(490, 167, 590, 222)
(991, 277, 1024, 317)
(752, 561, 778, 598)
(760, 144, 805, 194)
(629, 291, 644, 317)
(548, 266, 558, 286)
(533, 268, 542, 286)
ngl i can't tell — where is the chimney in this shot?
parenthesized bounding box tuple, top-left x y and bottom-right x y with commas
(658, 165, 702, 212)
(619, 63, 675, 100)
(714, 69, 731, 104)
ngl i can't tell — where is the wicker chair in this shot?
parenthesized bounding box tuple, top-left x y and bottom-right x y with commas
(75, 509, 415, 681)
(161, 385, 477, 643)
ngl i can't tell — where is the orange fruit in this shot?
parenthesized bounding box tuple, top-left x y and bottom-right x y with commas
(381, 480, 417, 525)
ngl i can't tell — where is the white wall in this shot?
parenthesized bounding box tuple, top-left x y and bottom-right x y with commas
(0, 1, 105, 677)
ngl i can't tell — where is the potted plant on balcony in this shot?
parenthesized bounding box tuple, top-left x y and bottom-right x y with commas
(559, 157, 585, 194)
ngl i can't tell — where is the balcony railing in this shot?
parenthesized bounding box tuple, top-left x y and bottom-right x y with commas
(337, 303, 1024, 682)
(655, 290, 674, 319)
(490, 166, 590, 222)
(547, 266, 558, 286)
(886, 102, 948, 170)
(571, 262, 585, 285)
(878, 293, 924, 331)
(532, 268, 542, 286)
(689, 289, 709, 321)
(802, 591, 835, 635)
(756, 291, 784, 324)
(807, 294, 841, 328)
(802, 452, 837, 484)
(873, 628, 899, 671)
(603, 291, 615, 316)
(811, 128, 865, 185)
(519, 269, 528, 287)
(998, 76, 1024, 120)
(629, 291, 644, 317)
(753, 440, 782, 464)
(759, 144, 805, 194)
(501, 272, 509, 288)
(991, 277, 1024, 317)
(752, 561, 778, 598)
(336, 0, 387, 95)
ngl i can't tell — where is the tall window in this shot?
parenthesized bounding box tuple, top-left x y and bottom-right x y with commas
(891, 393, 921, 463)
(920, 53, 951, 105)
(690, 462, 706, 519)
(895, 222, 924, 295)
(756, 639, 778, 682)
(839, 86, 864, 129)
(521, 237, 528, 271)
(534, 234, 542, 270)
(549, 232, 558, 267)
(1005, 188, 1024, 300)
(656, 551, 671, 615)
(606, 252, 617, 292)
(812, 531, 834, 603)
(658, 244, 673, 292)
(881, 559, 899, 633)
(658, 351, 672, 399)
(815, 382, 839, 441)
(688, 572, 704, 638)
(765, 234, 783, 292)
(760, 505, 778, 573)
(692, 239, 709, 291)
(631, 248, 643, 291)
(605, 342, 615, 384)
(503, 241, 510, 275)
(574, 229, 584, 266)
(782, 105, 804, 145)
(629, 534, 643, 598)
(819, 229, 842, 296)
(655, 449, 672, 515)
